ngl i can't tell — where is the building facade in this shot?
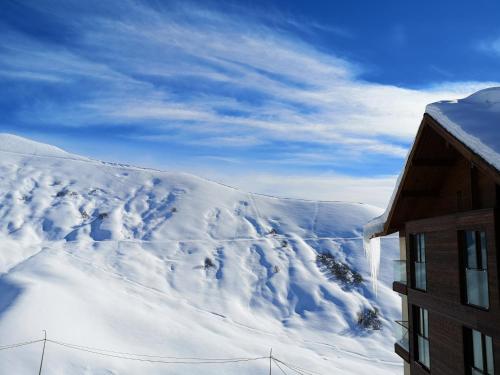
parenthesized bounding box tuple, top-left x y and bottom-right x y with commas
(365, 89, 500, 375)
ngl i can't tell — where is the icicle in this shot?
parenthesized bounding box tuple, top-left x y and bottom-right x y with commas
(363, 235, 381, 296)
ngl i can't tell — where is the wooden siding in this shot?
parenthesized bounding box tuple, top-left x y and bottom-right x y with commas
(404, 209, 500, 374)
(379, 114, 500, 237)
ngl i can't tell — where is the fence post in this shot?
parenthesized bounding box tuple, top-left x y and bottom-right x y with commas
(269, 348, 272, 375)
(38, 330, 47, 375)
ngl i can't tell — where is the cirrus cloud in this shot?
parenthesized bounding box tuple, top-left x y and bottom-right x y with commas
(0, 0, 497, 206)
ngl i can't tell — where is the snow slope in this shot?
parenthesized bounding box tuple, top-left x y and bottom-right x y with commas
(0, 134, 401, 374)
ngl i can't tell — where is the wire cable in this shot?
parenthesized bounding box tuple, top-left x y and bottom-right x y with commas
(0, 339, 44, 351)
(0, 336, 327, 374)
(273, 358, 289, 375)
(272, 357, 323, 375)
(48, 339, 267, 365)
(47, 338, 261, 361)
(286, 362, 323, 375)
(274, 360, 306, 375)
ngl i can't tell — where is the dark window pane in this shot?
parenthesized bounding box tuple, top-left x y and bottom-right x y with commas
(486, 335, 494, 375)
(480, 232, 487, 270)
(419, 234, 425, 262)
(415, 262, 427, 290)
(472, 329, 484, 371)
(423, 309, 428, 338)
(469, 329, 495, 375)
(413, 235, 419, 260)
(463, 231, 489, 309)
(466, 269, 489, 308)
(416, 307, 430, 369)
(418, 335, 430, 368)
(466, 231, 478, 269)
(413, 233, 427, 290)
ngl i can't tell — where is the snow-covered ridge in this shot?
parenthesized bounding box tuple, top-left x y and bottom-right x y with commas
(0, 133, 376, 206)
(0, 133, 88, 160)
(0, 134, 400, 374)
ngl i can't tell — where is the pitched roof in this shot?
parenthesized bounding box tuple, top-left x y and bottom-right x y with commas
(364, 87, 500, 242)
(426, 87, 500, 172)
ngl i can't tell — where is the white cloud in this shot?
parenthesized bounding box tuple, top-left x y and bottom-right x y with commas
(195, 170, 398, 208)
(1, 0, 498, 204)
(2, 1, 495, 159)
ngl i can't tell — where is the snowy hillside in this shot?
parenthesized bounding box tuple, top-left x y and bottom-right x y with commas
(0, 134, 401, 374)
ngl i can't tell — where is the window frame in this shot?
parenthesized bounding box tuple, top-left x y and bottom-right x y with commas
(464, 327, 495, 375)
(458, 229, 490, 310)
(411, 233, 427, 292)
(414, 306, 431, 371)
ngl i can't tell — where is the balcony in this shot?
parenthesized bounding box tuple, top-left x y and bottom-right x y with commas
(394, 320, 410, 362)
(392, 260, 407, 294)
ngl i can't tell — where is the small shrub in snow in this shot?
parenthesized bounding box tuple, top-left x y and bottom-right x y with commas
(56, 190, 68, 198)
(281, 240, 288, 248)
(273, 265, 280, 273)
(98, 213, 109, 220)
(69, 191, 78, 197)
(204, 257, 215, 269)
(171, 207, 177, 213)
(80, 210, 90, 220)
(317, 253, 363, 287)
(268, 228, 277, 236)
(357, 308, 382, 330)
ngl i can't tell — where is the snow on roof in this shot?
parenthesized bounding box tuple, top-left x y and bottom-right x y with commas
(363, 87, 500, 291)
(425, 86, 500, 172)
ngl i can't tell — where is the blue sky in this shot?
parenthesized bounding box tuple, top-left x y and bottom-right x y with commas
(1, 0, 499, 207)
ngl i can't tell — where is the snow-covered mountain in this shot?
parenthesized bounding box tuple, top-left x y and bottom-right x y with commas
(0, 134, 401, 374)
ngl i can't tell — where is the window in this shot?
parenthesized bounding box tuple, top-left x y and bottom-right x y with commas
(415, 307, 430, 369)
(465, 328, 494, 375)
(462, 231, 489, 309)
(412, 233, 426, 291)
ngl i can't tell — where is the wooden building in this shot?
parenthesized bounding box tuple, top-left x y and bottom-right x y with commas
(364, 88, 500, 375)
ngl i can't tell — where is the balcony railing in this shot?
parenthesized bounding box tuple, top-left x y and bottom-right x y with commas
(414, 261, 427, 291)
(465, 268, 489, 309)
(395, 320, 409, 351)
(393, 260, 407, 285)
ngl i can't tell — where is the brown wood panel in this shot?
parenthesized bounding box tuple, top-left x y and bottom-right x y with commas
(393, 281, 407, 295)
(376, 113, 500, 237)
(404, 209, 500, 374)
(428, 312, 465, 375)
(375, 111, 500, 373)
(395, 343, 410, 363)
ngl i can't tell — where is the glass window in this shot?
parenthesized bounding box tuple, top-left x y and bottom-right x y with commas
(463, 231, 489, 309)
(468, 328, 494, 375)
(412, 233, 426, 291)
(473, 330, 485, 370)
(416, 307, 430, 369)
